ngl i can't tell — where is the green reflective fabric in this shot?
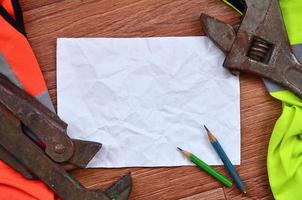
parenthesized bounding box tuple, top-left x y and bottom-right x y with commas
(268, 90, 302, 200)
(268, 0, 302, 199)
(220, 0, 302, 199)
(221, 0, 243, 14)
(279, 0, 302, 45)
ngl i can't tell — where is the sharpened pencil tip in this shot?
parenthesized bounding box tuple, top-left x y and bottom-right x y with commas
(203, 125, 217, 142)
(177, 147, 190, 158)
(203, 125, 210, 132)
(177, 147, 183, 152)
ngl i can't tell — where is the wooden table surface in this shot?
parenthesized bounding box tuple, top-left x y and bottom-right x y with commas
(20, 0, 281, 199)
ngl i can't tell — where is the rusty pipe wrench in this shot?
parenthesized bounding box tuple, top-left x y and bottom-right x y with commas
(0, 73, 132, 200)
(200, 0, 302, 98)
(0, 67, 101, 177)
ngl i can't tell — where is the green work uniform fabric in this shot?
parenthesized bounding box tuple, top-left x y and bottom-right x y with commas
(268, 0, 302, 199)
(221, 0, 302, 199)
(279, 0, 302, 45)
(268, 90, 302, 200)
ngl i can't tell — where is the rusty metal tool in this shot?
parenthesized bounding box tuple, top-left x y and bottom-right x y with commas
(0, 73, 132, 200)
(200, 0, 302, 98)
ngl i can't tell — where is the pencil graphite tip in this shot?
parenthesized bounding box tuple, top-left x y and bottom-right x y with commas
(203, 125, 217, 142)
(203, 125, 210, 132)
(177, 147, 190, 158)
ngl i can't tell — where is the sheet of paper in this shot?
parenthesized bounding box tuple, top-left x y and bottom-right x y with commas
(57, 37, 240, 168)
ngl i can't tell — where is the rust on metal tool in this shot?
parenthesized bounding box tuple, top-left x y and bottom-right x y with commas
(68, 139, 102, 168)
(201, 0, 302, 98)
(0, 103, 131, 200)
(0, 73, 101, 165)
(0, 74, 132, 199)
(200, 14, 236, 53)
(0, 73, 74, 162)
(0, 145, 35, 179)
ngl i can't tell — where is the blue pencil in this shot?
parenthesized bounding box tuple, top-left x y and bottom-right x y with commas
(204, 125, 247, 194)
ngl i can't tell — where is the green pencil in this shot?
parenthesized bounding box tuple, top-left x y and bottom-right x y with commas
(177, 147, 233, 187)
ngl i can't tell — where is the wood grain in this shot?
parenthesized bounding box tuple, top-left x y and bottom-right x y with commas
(19, 0, 279, 199)
(179, 188, 226, 200)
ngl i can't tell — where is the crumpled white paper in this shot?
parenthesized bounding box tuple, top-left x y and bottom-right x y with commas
(57, 37, 240, 168)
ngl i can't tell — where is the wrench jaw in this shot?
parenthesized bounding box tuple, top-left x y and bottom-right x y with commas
(200, 14, 241, 75)
(104, 173, 132, 200)
(72, 174, 132, 200)
(68, 139, 102, 168)
(200, 14, 236, 53)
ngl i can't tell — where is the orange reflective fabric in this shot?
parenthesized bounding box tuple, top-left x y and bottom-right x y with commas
(0, 6, 47, 97)
(0, 1, 57, 200)
(0, 162, 55, 200)
(1, 0, 15, 19)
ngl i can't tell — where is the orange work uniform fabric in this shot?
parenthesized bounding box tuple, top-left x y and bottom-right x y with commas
(0, 0, 57, 199)
(0, 0, 46, 96)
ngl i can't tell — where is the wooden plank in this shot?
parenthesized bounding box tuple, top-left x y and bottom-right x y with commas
(20, 0, 277, 199)
(19, 0, 62, 11)
(179, 188, 226, 200)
